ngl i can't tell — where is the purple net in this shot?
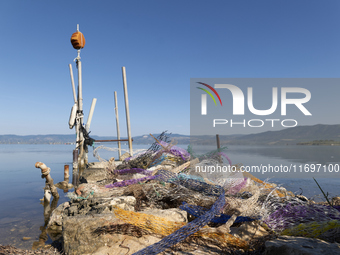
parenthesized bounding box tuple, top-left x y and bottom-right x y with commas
(218, 151, 232, 166)
(105, 175, 159, 188)
(264, 203, 340, 232)
(226, 178, 248, 195)
(158, 140, 191, 161)
(114, 168, 153, 176)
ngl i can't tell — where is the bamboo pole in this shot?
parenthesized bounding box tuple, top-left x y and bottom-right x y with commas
(114, 91, 122, 160)
(122, 66, 133, 156)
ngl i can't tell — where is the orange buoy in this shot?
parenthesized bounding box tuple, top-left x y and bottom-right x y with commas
(70, 31, 85, 49)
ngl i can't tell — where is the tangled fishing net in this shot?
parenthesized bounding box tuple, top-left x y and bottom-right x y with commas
(263, 203, 340, 232)
(76, 132, 340, 254)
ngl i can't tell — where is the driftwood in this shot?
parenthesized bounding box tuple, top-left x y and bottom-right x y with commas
(172, 158, 199, 174)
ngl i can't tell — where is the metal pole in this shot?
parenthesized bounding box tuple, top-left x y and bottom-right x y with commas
(122, 67, 133, 156)
(94, 139, 132, 142)
(69, 64, 77, 104)
(114, 91, 122, 160)
(77, 59, 85, 171)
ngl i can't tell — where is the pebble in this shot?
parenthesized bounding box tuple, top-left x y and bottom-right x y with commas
(22, 237, 31, 241)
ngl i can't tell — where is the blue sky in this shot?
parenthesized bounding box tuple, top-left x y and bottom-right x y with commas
(0, 1, 339, 136)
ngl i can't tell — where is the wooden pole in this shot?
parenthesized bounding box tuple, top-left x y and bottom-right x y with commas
(122, 66, 133, 156)
(114, 91, 122, 160)
(216, 134, 221, 150)
(216, 134, 222, 163)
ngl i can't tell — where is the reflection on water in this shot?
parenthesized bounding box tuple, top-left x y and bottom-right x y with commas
(0, 144, 149, 249)
(32, 197, 59, 250)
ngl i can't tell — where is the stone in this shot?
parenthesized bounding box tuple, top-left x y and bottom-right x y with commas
(62, 213, 161, 255)
(318, 226, 340, 243)
(141, 208, 188, 223)
(87, 161, 109, 169)
(264, 235, 340, 255)
(332, 197, 340, 206)
(91, 235, 161, 255)
(68, 205, 79, 216)
(110, 196, 136, 211)
(81, 168, 109, 183)
(230, 221, 268, 241)
(47, 203, 65, 229)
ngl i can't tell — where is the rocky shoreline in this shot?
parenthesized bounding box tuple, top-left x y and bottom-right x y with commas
(2, 141, 340, 255)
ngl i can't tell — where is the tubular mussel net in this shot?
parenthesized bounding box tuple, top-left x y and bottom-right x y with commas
(88, 132, 340, 254)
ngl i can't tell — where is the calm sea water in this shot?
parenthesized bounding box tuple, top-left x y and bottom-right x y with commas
(0, 143, 339, 249)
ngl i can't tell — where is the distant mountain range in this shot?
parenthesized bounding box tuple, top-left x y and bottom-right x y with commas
(0, 133, 190, 145)
(191, 124, 340, 145)
(1, 124, 340, 145)
(221, 124, 340, 145)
